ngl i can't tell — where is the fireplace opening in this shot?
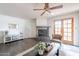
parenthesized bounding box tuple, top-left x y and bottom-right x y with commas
(36, 26, 50, 42)
(38, 29, 48, 37)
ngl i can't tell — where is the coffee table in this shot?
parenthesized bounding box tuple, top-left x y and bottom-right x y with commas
(23, 43, 60, 56)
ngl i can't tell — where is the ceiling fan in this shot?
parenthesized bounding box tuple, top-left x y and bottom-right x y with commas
(33, 3, 63, 16)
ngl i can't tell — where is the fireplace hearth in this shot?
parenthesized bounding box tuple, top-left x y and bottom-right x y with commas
(36, 26, 50, 42)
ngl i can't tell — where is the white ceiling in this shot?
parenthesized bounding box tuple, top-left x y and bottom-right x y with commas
(0, 3, 79, 19)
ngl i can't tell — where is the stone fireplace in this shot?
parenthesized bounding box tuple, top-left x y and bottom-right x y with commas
(36, 26, 50, 42)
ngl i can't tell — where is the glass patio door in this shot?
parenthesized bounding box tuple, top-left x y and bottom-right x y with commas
(63, 19, 73, 44)
(54, 18, 73, 44)
(54, 20, 62, 35)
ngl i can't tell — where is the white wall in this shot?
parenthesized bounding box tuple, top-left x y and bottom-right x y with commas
(28, 19, 36, 38)
(0, 15, 36, 43)
(48, 11, 79, 46)
(36, 18, 48, 26)
(47, 18, 54, 40)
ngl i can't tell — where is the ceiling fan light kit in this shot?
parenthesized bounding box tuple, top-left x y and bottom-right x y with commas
(33, 3, 63, 16)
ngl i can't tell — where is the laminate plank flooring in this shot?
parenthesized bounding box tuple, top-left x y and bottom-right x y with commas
(0, 39, 38, 56)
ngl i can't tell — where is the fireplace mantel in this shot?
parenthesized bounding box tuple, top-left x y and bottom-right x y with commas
(36, 26, 50, 28)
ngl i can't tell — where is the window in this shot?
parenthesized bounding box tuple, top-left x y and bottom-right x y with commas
(54, 20, 62, 35)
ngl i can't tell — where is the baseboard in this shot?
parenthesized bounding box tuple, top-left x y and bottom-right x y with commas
(24, 37, 37, 39)
(4, 39, 23, 44)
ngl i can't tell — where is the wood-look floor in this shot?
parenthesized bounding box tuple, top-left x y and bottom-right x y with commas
(0, 39, 38, 56)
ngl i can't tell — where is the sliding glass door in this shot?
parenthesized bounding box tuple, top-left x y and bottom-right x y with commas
(54, 18, 73, 44)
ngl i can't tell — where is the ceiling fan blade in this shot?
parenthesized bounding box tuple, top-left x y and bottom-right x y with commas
(41, 10, 46, 16)
(33, 9, 44, 10)
(50, 5, 63, 10)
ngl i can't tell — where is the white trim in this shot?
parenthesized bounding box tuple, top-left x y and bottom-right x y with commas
(16, 44, 38, 56)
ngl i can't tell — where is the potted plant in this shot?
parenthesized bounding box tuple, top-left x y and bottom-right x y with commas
(35, 41, 46, 55)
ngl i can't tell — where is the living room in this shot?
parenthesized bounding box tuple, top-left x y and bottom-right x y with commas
(0, 3, 79, 56)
